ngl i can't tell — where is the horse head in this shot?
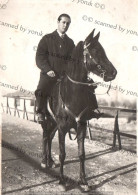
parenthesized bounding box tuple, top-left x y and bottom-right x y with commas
(84, 29, 117, 82)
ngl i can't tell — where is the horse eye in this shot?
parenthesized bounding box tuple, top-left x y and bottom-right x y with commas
(97, 65, 101, 69)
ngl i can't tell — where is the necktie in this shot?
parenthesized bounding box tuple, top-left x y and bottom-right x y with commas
(61, 34, 65, 39)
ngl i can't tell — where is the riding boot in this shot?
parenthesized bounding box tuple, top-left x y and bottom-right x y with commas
(35, 89, 48, 123)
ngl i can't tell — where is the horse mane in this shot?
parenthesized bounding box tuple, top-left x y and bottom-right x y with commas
(71, 41, 83, 63)
(67, 41, 86, 79)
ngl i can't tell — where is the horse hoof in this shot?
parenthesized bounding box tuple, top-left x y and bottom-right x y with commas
(51, 162, 57, 168)
(58, 184, 66, 192)
(80, 184, 90, 192)
(41, 162, 47, 169)
(48, 160, 58, 168)
(59, 179, 66, 185)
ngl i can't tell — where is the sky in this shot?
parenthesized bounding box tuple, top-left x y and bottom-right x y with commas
(0, 0, 138, 103)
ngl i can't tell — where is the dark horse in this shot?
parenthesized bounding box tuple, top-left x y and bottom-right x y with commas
(40, 29, 117, 191)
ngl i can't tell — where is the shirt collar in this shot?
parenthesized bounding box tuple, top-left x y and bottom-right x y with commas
(57, 29, 66, 37)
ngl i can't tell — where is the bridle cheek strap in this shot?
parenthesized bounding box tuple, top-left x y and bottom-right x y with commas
(83, 42, 111, 96)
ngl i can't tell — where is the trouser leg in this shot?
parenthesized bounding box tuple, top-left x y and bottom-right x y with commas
(35, 89, 48, 114)
(35, 73, 57, 114)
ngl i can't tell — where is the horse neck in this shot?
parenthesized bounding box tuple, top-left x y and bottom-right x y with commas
(61, 58, 88, 106)
(67, 60, 86, 81)
(67, 56, 87, 82)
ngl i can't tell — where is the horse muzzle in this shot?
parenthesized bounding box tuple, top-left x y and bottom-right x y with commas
(104, 69, 117, 82)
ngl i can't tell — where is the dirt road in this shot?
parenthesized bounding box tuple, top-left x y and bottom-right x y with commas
(2, 113, 137, 195)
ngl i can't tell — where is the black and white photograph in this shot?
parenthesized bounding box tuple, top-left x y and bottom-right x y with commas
(0, 0, 137, 194)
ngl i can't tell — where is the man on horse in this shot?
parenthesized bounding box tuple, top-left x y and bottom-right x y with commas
(35, 14, 102, 123)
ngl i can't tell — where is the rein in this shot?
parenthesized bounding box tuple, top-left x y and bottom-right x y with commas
(66, 74, 99, 87)
(66, 74, 111, 96)
(65, 41, 111, 96)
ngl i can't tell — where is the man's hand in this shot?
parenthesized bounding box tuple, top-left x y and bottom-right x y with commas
(47, 70, 56, 77)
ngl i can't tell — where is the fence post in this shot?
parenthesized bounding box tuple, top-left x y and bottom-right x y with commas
(25, 99, 28, 120)
(23, 99, 25, 119)
(6, 97, 11, 115)
(17, 99, 20, 118)
(33, 100, 36, 122)
(1, 103, 4, 113)
(116, 112, 122, 150)
(87, 121, 92, 140)
(6, 97, 8, 114)
(14, 98, 16, 116)
(14, 98, 20, 118)
(113, 113, 117, 148)
(113, 110, 122, 150)
(23, 99, 28, 120)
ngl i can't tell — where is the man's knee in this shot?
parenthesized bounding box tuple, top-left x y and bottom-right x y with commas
(35, 89, 48, 99)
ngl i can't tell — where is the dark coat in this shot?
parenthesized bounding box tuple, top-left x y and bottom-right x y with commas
(35, 30, 75, 112)
(36, 30, 75, 75)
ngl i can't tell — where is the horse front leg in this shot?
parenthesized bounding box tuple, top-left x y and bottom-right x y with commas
(42, 118, 57, 168)
(77, 121, 88, 186)
(41, 121, 49, 168)
(58, 130, 66, 184)
(47, 127, 57, 168)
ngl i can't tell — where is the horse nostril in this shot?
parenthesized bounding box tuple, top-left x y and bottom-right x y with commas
(113, 70, 117, 76)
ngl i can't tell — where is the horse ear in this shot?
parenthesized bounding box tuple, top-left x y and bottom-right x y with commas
(93, 32, 100, 41)
(85, 29, 95, 43)
(91, 29, 95, 38)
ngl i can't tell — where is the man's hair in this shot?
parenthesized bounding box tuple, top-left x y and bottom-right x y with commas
(58, 14, 71, 22)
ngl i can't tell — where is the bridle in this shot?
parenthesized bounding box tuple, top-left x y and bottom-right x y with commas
(66, 41, 111, 96)
(83, 41, 111, 95)
(83, 42, 106, 80)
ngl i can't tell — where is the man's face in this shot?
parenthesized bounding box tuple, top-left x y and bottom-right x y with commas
(57, 17, 71, 34)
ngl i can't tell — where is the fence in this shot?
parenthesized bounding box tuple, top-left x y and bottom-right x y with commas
(1, 96, 137, 150)
(1, 96, 37, 122)
(87, 106, 136, 150)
